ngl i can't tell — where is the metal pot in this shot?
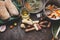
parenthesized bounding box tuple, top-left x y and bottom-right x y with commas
(24, 0, 49, 13)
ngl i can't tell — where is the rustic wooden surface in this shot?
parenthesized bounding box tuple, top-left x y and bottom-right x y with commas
(0, 27, 52, 40)
(0, 0, 60, 40)
(0, 13, 53, 40)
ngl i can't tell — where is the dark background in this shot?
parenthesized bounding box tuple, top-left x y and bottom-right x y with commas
(0, 0, 60, 40)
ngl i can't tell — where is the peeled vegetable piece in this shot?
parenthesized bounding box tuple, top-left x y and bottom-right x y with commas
(0, 1, 10, 20)
(5, 0, 19, 16)
(0, 25, 6, 32)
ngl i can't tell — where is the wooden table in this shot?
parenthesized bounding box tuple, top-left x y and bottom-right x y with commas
(0, 14, 53, 40)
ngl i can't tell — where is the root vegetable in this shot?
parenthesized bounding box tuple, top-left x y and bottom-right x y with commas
(22, 19, 33, 25)
(0, 1, 10, 20)
(5, 0, 19, 16)
(20, 24, 25, 29)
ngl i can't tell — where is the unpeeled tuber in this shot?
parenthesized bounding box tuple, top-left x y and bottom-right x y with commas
(5, 0, 19, 16)
(0, 1, 10, 20)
